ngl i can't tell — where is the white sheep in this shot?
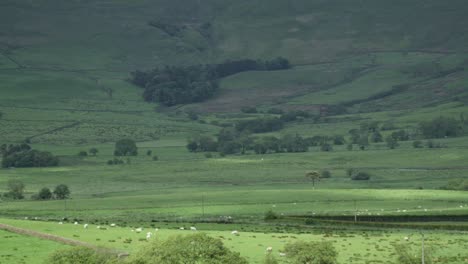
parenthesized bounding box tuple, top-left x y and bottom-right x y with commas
(404, 236, 409, 241)
(179, 227, 185, 230)
(97, 226, 101, 229)
(135, 228, 143, 233)
(146, 232, 152, 240)
(231, 230, 239, 235)
(155, 228, 159, 232)
(110, 223, 116, 227)
(74, 221, 78, 225)
(84, 224, 88, 229)
(266, 246, 273, 252)
(279, 253, 286, 257)
(58, 222, 63, 225)
(190, 227, 197, 231)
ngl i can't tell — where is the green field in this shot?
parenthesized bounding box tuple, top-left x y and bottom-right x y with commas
(2, 219, 468, 264)
(1, 0, 468, 263)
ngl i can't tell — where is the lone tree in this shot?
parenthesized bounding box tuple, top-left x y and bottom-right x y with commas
(89, 148, 98, 156)
(305, 171, 321, 189)
(38, 187, 53, 200)
(5, 180, 25, 200)
(114, 139, 138, 156)
(53, 184, 70, 200)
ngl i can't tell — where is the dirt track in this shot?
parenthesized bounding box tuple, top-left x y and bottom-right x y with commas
(0, 222, 128, 257)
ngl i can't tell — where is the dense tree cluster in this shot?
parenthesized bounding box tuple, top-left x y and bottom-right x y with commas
(419, 116, 464, 138)
(114, 139, 138, 156)
(130, 58, 291, 106)
(0, 143, 59, 168)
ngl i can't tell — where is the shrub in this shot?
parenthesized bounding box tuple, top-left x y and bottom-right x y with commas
(4, 180, 25, 200)
(126, 233, 248, 264)
(37, 187, 53, 200)
(321, 170, 332, 178)
(46, 247, 116, 264)
(320, 143, 333, 152)
(264, 253, 279, 264)
(264, 210, 278, 221)
(283, 240, 338, 264)
(412, 140, 423, 148)
(146, 150, 152, 156)
(53, 184, 70, 200)
(89, 148, 98, 156)
(204, 153, 213, 158)
(78, 151, 88, 157)
(152, 155, 159, 161)
(114, 139, 137, 156)
(351, 172, 371, 181)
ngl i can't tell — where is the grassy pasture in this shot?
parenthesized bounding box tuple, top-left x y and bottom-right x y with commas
(0, 229, 69, 264)
(2, 219, 468, 264)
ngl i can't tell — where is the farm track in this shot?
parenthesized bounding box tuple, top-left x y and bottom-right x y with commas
(0, 222, 128, 256)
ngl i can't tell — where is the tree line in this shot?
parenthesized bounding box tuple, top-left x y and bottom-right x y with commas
(130, 57, 291, 106)
(0, 143, 59, 168)
(2, 179, 70, 200)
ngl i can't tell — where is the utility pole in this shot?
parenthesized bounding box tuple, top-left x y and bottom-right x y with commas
(421, 232, 425, 264)
(354, 200, 357, 223)
(202, 193, 205, 218)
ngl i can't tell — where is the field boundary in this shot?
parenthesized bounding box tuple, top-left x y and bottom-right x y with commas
(0, 222, 128, 257)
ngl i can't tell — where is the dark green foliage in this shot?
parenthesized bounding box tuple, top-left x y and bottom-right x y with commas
(332, 135, 345, 145)
(419, 116, 463, 139)
(283, 240, 338, 264)
(1, 143, 59, 168)
(131, 58, 290, 106)
(240, 106, 257, 113)
(152, 155, 159, 161)
(235, 117, 284, 133)
(267, 108, 284, 115)
(78, 151, 88, 157)
(37, 187, 53, 200)
(187, 111, 199, 120)
(412, 140, 423, 148)
(348, 129, 361, 144)
(391, 129, 410, 141)
(186, 136, 218, 152)
(320, 143, 333, 152)
(281, 134, 308, 153)
(351, 172, 371, 181)
(346, 168, 356, 177)
(321, 170, 332, 178)
(89, 148, 98, 156)
(370, 131, 383, 143)
(4, 180, 25, 200)
(53, 184, 70, 200)
(264, 209, 278, 220)
(107, 158, 125, 165)
(114, 139, 138, 156)
(346, 144, 353, 151)
(46, 247, 116, 264)
(386, 136, 399, 149)
(146, 150, 152, 156)
(126, 233, 248, 264)
(253, 136, 281, 154)
(280, 110, 311, 122)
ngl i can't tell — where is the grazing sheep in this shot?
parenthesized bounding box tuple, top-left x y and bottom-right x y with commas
(179, 227, 185, 230)
(110, 223, 116, 227)
(24, 217, 29, 220)
(74, 221, 78, 225)
(404, 236, 409, 241)
(279, 253, 286, 257)
(135, 228, 142, 233)
(424, 209, 428, 212)
(97, 226, 101, 229)
(266, 246, 273, 252)
(154, 228, 159, 232)
(58, 222, 63, 225)
(146, 232, 152, 240)
(190, 227, 197, 231)
(83, 224, 88, 229)
(231, 230, 239, 235)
